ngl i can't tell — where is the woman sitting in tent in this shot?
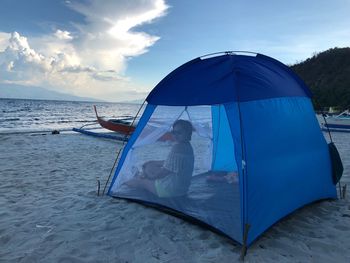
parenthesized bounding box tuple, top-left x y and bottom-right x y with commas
(126, 119, 194, 198)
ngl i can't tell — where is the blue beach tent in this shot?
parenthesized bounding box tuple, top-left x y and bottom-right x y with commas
(108, 52, 337, 247)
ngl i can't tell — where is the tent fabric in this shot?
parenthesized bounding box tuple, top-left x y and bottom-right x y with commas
(146, 54, 312, 106)
(108, 104, 244, 242)
(239, 97, 336, 244)
(211, 105, 238, 171)
(108, 52, 337, 247)
(107, 104, 156, 193)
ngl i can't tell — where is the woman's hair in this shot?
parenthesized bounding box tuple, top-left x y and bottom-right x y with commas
(173, 119, 193, 141)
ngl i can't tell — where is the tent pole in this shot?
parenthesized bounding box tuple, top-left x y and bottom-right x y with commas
(240, 223, 250, 260)
(235, 72, 250, 260)
(102, 148, 123, 195)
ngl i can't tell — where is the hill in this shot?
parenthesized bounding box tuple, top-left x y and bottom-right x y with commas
(0, 83, 103, 102)
(290, 47, 350, 111)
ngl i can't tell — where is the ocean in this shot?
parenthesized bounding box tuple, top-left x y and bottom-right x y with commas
(0, 98, 142, 134)
(0, 97, 348, 191)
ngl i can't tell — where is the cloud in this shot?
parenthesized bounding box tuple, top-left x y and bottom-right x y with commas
(67, 0, 168, 71)
(0, 32, 11, 51)
(54, 30, 73, 40)
(59, 65, 95, 73)
(0, 32, 49, 80)
(0, 32, 78, 79)
(0, 0, 169, 101)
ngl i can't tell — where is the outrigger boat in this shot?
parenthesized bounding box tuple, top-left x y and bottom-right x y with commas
(321, 109, 350, 132)
(93, 105, 136, 135)
(72, 106, 137, 141)
(73, 105, 174, 141)
(93, 105, 175, 141)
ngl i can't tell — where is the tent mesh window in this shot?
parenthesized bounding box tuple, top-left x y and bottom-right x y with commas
(110, 105, 242, 241)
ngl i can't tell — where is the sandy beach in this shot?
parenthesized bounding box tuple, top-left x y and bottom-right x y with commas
(1, 131, 350, 263)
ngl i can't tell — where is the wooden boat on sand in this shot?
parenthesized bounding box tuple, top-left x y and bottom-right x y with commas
(73, 106, 174, 141)
(93, 105, 135, 135)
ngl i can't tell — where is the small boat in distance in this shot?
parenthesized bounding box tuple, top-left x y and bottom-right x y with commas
(322, 109, 350, 132)
(93, 105, 136, 135)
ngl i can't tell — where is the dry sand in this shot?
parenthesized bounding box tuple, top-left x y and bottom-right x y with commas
(0, 132, 349, 263)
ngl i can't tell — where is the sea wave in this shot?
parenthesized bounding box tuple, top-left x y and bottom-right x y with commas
(0, 98, 140, 132)
(0, 118, 21, 122)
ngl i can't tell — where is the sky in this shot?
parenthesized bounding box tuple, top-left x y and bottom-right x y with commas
(0, 0, 349, 102)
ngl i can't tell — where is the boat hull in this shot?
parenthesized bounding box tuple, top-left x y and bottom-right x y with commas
(94, 105, 136, 135)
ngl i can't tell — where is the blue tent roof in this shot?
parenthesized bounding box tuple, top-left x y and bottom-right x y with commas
(146, 53, 312, 105)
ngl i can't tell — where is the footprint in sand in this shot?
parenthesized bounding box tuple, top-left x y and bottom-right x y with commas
(209, 242, 220, 249)
(0, 234, 11, 245)
(334, 224, 350, 231)
(198, 231, 211, 240)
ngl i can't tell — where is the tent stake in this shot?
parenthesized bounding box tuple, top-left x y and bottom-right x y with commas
(239, 224, 250, 261)
(342, 184, 347, 199)
(97, 180, 101, 196)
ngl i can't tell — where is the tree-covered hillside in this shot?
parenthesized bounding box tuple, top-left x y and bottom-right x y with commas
(290, 47, 350, 111)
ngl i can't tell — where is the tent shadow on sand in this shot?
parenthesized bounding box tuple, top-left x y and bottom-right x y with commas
(105, 51, 343, 258)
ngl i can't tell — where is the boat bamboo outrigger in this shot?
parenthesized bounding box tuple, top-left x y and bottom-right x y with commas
(322, 109, 350, 132)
